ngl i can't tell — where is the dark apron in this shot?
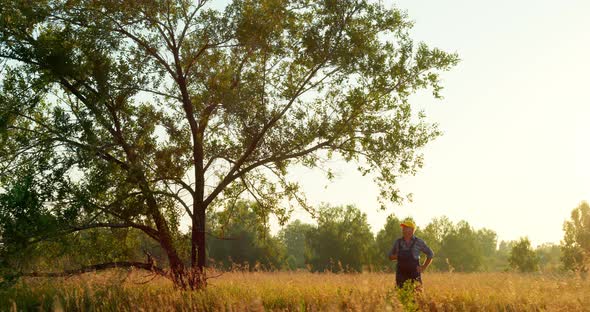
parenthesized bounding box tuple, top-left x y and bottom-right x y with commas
(396, 239, 421, 288)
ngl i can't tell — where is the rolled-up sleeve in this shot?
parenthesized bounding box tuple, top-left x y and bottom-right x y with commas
(388, 239, 399, 258)
(417, 238, 434, 258)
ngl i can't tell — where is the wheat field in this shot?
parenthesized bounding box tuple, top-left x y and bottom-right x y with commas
(1, 270, 589, 311)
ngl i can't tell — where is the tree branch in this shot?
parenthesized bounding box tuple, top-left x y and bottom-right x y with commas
(152, 176, 196, 197)
(106, 17, 177, 79)
(178, 5, 203, 48)
(27, 222, 160, 245)
(20, 261, 166, 278)
(153, 188, 193, 219)
(124, 86, 182, 101)
(204, 61, 329, 206)
(10, 112, 130, 171)
(205, 138, 333, 207)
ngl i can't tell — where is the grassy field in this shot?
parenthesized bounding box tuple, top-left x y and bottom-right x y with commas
(1, 270, 589, 311)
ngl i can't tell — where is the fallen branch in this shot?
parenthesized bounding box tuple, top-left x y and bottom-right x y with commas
(204, 271, 224, 281)
(133, 272, 160, 285)
(20, 261, 167, 278)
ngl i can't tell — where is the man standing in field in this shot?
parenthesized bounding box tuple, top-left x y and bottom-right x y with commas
(389, 219, 434, 288)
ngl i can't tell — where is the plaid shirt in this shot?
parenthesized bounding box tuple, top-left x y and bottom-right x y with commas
(388, 236, 434, 260)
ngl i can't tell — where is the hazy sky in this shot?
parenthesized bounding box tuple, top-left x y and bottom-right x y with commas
(283, 0, 590, 247)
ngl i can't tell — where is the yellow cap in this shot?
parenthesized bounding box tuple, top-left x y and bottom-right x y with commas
(400, 219, 416, 229)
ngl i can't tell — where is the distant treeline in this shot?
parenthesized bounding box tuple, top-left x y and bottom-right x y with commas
(13, 201, 588, 274)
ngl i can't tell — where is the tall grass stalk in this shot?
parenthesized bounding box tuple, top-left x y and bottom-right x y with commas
(1, 270, 588, 311)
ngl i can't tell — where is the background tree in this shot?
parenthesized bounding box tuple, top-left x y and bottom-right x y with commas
(207, 200, 285, 270)
(489, 240, 515, 272)
(419, 216, 453, 271)
(373, 214, 403, 271)
(535, 243, 561, 272)
(278, 219, 314, 270)
(306, 205, 374, 272)
(0, 0, 457, 289)
(438, 221, 482, 272)
(476, 228, 498, 271)
(561, 201, 590, 272)
(508, 237, 539, 273)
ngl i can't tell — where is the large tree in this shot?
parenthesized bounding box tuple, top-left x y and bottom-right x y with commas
(0, 0, 458, 289)
(207, 200, 286, 270)
(438, 221, 482, 272)
(561, 201, 590, 273)
(476, 228, 498, 271)
(508, 237, 539, 273)
(535, 243, 561, 272)
(278, 219, 314, 270)
(306, 204, 374, 272)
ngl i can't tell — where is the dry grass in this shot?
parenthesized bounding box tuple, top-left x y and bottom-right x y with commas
(1, 270, 589, 311)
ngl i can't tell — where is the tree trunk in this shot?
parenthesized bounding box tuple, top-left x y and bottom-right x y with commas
(197, 206, 207, 283)
(152, 207, 187, 289)
(158, 222, 187, 289)
(139, 180, 189, 289)
(190, 201, 207, 289)
(191, 129, 206, 289)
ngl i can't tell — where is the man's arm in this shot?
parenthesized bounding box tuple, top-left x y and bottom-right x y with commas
(417, 257, 432, 273)
(417, 238, 434, 272)
(388, 239, 399, 261)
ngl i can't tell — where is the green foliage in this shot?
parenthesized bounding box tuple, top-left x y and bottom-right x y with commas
(476, 228, 498, 271)
(0, 0, 457, 283)
(437, 221, 482, 272)
(509, 237, 539, 273)
(207, 201, 285, 270)
(491, 240, 515, 272)
(395, 280, 420, 312)
(417, 216, 452, 271)
(306, 205, 375, 272)
(373, 214, 403, 270)
(561, 201, 590, 272)
(535, 243, 561, 272)
(278, 219, 314, 270)
(0, 168, 61, 277)
(23, 228, 151, 271)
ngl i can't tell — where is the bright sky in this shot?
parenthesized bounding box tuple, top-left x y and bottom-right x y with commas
(282, 0, 590, 247)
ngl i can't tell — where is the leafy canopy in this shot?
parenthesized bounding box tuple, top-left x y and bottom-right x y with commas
(0, 0, 458, 282)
